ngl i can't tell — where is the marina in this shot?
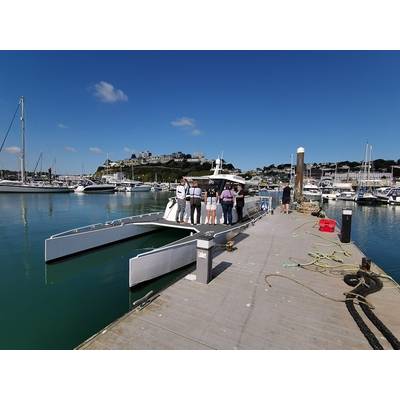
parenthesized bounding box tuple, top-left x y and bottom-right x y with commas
(3, 16, 400, 400)
(1, 135, 400, 350)
(0, 55, 400, 353)
(0, 188, 399, 349)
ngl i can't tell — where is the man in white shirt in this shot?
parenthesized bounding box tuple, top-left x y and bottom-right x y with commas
(188, 180, 202, 225)
(175, 178, 188, 223)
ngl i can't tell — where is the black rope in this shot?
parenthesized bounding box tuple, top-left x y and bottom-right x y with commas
(0, 102, 20, 153)
(344, 270, 400, 350)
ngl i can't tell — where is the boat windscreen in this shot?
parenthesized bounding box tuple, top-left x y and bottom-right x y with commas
(195, 178, 226, 194)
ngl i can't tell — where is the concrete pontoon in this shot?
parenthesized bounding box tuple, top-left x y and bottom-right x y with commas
(45, 208, 265, 287)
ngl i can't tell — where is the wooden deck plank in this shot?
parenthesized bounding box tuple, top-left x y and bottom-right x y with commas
(79, 211, 400, 350)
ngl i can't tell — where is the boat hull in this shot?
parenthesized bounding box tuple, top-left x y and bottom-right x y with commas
(75, 185, 115, 193)
(355, 198, 378, 205)
(0, 184, 72, 193)
(45, 213, 164, 262)
(303, 194, 322, 202)
(129, 221, 252, 287)
(126, 186, 151, 192)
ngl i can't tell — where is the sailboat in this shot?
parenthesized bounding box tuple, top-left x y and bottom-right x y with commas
(0, 97, 72, 193)
(355, 143, 378, 205)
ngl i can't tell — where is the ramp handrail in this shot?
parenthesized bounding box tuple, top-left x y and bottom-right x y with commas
(50, 211, 164, 238)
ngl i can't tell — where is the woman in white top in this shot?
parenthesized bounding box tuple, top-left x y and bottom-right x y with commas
(204, 182, 219, 225)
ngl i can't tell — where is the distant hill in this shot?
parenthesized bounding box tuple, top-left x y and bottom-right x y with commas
(95, 159, 237, 182)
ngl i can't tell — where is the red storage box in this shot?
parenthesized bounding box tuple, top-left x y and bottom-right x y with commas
(319, 218, 336, 232)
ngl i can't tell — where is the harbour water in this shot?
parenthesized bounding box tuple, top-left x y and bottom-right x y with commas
(322, 200, 400, 282)
(0, 191, 399, 349)
(0, 192, 190, 349)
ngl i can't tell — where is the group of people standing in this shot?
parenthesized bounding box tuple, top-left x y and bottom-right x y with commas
(175, 178, 245, 226)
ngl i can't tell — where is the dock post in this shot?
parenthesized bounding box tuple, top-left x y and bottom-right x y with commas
(341, 208, 352, 243)
(294, 147, 305, 202)
(196, 235, 215, 284)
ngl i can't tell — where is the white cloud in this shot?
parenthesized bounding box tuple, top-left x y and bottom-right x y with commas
(191, 129, 203, 136)
(65, 146, 77, 153)
(58, 123, 68, 129)
(93, 81, 128, 103)
(171, 116, 203, 137)
(4, 146, 21, 155)
(171, 117, 195, 128)
(123, 146, 134, 153)
(89, 147, 103, 154)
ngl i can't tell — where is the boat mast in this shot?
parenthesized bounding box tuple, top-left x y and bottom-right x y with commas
(366, 144, 371, 186)
(334, 163, 337, 182)
(20, 96, 26, 183)
(361, 142, 368, 189)
(368, 144, 372, 187)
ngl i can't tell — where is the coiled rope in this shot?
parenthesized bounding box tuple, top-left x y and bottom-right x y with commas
(266, 228, 400, 349)
(344, 270, 400, 350)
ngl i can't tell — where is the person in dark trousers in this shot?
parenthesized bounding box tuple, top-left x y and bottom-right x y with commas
(220, 184, 235, 225)
(175, 178, 188, 223)
(188, 180, 202, 225)
(281, 184, 291, 214)
(235, 184, 245, 223)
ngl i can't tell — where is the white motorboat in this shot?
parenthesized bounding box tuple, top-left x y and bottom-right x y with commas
(376, 187, 400, 205)
(45, 158, 266, 287)
(126, 183, 152, 192)
(303, 184, 322, 201)
(387, 188, 400, 205)
(355, 189, 378, 205)
(0, 97, 72, 193)
(321, 187, 339, 201)
(75, 180, 115, 193)
(150, 183, 163, 192)
(337, 190, 356, 201)
(375, 187, 391, 204)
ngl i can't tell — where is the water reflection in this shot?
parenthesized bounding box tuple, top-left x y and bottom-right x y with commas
(323, 200, 400, 282)
(0, 191, 178, 349)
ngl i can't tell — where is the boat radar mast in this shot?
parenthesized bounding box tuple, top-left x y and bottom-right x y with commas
(212, 157, 223, 176)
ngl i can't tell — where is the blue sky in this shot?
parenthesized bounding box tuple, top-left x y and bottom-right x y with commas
(0, 51, 400, 174)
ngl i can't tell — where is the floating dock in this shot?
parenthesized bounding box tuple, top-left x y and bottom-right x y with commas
(78, 211, 400, 349)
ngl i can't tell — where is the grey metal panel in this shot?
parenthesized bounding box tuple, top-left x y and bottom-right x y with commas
(129, 240, 197, 287)
(45, 223, 158, 261)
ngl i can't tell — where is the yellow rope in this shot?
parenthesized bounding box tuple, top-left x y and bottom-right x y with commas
(265, 274, 374, 309)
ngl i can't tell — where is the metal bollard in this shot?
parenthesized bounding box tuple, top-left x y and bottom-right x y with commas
(341, 208, 352, 243)
(361, 257, 371, 271)
(196, 235, 214, 284)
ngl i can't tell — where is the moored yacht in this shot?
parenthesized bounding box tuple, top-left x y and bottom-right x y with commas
(125, 183, 152, 192)
(376, 187, 400, 205)
(355, 189, 378, 205)
(321, 187, 339, 201)
(45, 158, 265, 287)
(303, 183, 322, 201)
(337, 190, 356, 201)
(0, 179, 72, 193)
(0, 97, 71, 193)
(75, 180, 115, 193)
(355, 143, 378, 205)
